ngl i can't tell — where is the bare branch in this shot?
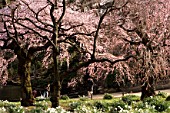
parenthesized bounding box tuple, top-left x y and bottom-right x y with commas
(28, 41, 51, 54)
(92, 8, 109, 59)
(3, 20, 20, 49)
(122, 37, 141, 45)
(17, 18, 53, 33)
(60, 23, 84, 31)
(62, 54, 135, 79)
(57, 0, 66, 24)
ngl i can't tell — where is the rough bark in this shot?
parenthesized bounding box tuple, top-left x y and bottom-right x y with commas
(50, 80, 61, 107)
(18, 58, 34, 106)
(49, 6, 61, 106)
(50, 47, 61, 107)
(17, 49, 34, 106)
(141, 77, 156, 100)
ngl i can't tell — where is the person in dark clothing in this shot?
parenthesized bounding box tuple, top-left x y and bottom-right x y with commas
(43, 84, 50, 98)
(87, 77, 94, 99)
(32, 89, 37, 98)
(84, 69, 94, 99)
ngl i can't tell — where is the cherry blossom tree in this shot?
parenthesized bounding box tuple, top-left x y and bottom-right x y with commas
(71, 0, 170, 100)
(0, 0, 51, 106)
(115, 0, 170, 99)
(0, 0, 135, 107)
(44, 0, 132, 107)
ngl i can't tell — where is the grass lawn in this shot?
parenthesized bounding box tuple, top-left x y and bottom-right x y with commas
(0, 92, 170, 113)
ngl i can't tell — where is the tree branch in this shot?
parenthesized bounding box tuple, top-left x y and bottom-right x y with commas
(92, 8, 109, 59)
(62, 54, 135, 79)
(57, 0, 66, 24)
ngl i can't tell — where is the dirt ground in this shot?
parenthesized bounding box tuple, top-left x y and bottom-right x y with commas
(91, 89, 170, 99)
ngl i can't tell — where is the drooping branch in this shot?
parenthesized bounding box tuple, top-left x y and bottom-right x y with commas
(119, 21, 153, 51)
(62, 54, 135, 79)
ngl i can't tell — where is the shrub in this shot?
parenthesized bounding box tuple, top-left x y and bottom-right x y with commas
(79, 95, 89, 101)
(35, 100, 49, 110)
(29, 108, 44, 113)
(122, 95, 140, 105)
(111, 100, 127, 112)
(0, 100, 17, 107)
(0, 107, 7, 113)
(69, 101, 82, 110)
(6, 106, 24, 113)
(55, 106, 70, 113)
(143, 96, 170, 112)
(94, 101, 104, 110)
(93, 101, 112, 113)
(143, 96, 164, 106)
(74, 105, 103, 113)
(166, 95, 170, 101)
(103, 93, 113, 100)
(154, 101, 169, 112)
(133, 101, 146, 109)
(156, 91, 167, 98)
(60, 95, 70, 100)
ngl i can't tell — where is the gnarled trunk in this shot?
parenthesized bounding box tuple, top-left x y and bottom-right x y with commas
(50, 58, 61, 107)
(18, 58, 34, 106)
(49, 14, 61, 107)
(141, 77, 155, 100)
(50, 80, 61, 107)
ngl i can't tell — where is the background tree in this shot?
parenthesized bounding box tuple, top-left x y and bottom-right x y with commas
(0, 0, 51, 106)
(116, 0, 170, 99)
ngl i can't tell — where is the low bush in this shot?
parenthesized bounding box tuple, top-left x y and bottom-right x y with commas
(6, 106, 24, 113)
(28, 108, 44, 113)
(93, 101, 108, 112)
(103, 93, 113, 100)
(35, 100, 49, 110)
(69, 101, 82, 110)
(79, 95, 89, 101)
(111, 100, 127, 112)
(0, 100, 18, 107)
(122, 95, 140, 105)
(156, 91, 168, 98)
(143, 96, 170, 112)
(143, 96, 164, 105)
(60, 95, 70, 100)
(74, 105, 103, 113)
(166, 95, 170, 101)
(154, 101, 169, 112)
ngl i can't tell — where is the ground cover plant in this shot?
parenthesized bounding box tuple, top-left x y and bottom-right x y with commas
(0, 92, 170, 113)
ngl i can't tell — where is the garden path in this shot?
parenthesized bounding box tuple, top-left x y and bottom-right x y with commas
(91, 89, 170, 99)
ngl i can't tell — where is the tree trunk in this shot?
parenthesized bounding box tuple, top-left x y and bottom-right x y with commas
(141, 77, 155, 100)
(18, 58, 34, 106)
(49, 17, 61, 107)
(50, 51, 61, 107)
(50, 80, 61, 107)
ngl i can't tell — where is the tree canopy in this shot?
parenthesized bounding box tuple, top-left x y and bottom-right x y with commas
(0, 0, 169, 107)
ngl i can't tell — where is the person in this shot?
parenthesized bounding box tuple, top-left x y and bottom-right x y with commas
(43, 84, 50, 98)
(32, 89, 37, 98)
(84, 69, 94, 99)
(87, 77, 94, 99)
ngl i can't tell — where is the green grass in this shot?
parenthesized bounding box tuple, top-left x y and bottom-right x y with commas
(1, 94, 170, 113)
